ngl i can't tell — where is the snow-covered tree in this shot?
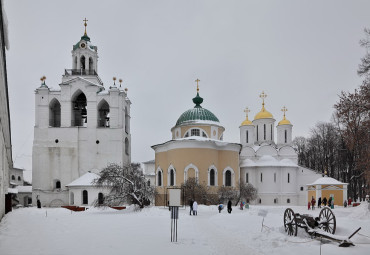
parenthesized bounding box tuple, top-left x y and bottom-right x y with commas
(94, 163, 155, 208)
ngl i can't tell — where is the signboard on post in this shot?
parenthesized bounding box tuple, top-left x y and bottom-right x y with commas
(169, 188, 181, 207)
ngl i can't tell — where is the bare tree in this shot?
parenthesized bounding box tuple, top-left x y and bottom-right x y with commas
(237, 182, 258, 205)
(93, 163, 155, 208)
(182, 178, 217, 204)
(217, 186, 238, 204)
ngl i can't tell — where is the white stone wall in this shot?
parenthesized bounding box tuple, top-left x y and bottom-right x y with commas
(253, 118, 276, 145)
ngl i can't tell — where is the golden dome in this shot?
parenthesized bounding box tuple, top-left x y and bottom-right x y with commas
(241, 118, 253, 126)
(278, 118, 291, 125)
(241, 107, 253, 126)
(278, 106, 292, 125)
(254, 106, 273, 120)
(254, 91, 273, 120)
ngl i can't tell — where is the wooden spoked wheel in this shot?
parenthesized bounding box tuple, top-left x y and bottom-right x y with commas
(284, 208, 297, 236)
(319, 207, 336, 234)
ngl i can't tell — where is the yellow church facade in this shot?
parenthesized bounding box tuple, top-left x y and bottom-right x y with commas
(152, 83, 241, 206)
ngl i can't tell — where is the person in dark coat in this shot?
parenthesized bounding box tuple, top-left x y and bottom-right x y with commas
(227, 200, 232, 214)
(328, 197, 332, 207)
(322, 197, 327, 206)
(318, 197, 322, 208)
(189, 200, 194, 215)
(37, 199, 41, 209)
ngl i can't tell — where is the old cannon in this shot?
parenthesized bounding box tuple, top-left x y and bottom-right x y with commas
(284, 207, 361, 247)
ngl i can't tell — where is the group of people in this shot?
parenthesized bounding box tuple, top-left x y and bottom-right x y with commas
(189, 200, 198, 215)
(308, 196, 335, 210)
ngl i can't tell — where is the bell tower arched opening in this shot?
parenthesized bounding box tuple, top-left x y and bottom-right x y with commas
(80, 55, 86, 70)
(97, 100, 110, 127)
(71, 91, 87, 127)
(49, 99, 61, 127)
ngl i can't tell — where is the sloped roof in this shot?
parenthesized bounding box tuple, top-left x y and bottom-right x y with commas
(66, 172, 100, 187)
(307, 176, 347, 185)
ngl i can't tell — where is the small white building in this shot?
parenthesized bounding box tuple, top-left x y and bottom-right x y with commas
(142, 160, 155, 187)
(16, 186, 32, 207)
(66, 172, 108, 207)
(239, 93, 321, 206)
(32, 23, 131, 207)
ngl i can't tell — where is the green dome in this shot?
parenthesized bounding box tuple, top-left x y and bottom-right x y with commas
(176, 107, 219, 126)
(176, 93, 219, 126)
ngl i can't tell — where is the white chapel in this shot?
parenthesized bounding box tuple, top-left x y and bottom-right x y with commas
(32, 21, 131, 207)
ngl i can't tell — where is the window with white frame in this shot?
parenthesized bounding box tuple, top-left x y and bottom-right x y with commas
(191, 129, 200, 136)
(210, 169, 215, 186)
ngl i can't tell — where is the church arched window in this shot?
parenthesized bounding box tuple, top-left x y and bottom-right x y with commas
(11, 175, 15, 180)
(71, 91, 87, 127)
(170, 169, 175, 186)
(125, 138, 129, 155)
(274, 173, 276, 183)
(285, 130, 287, 143)
(157, 170, 163, 186)
(246, 172, 249, 183)
(246, 130, 249, 143)
(55, 180, 61, 189)
(18, 176, 21, 181)
(271, 124, 273, 140)
(288, 173, 290, 183)
(260, 173, 263, 182)
(49, 99, 61, 127)
(82, 190, 88, 205)
(264, 124, 266, 140)
(98, 193, 104, 205)
(210, 169, 215, 186)
(225, 170, 231, 186)
(257, 126, 259, 141)
(97, 100, 110, 127)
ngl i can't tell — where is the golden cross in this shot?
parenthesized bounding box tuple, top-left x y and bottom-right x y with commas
(195, 79, 200, 92)
(244, 107, 250, 118)
(281, 106, 288, 118)
(83, 18, 88, 35)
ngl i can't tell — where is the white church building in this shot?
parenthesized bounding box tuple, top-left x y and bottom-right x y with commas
(32, 22, 131, 207)
(239, 92, 321, 206)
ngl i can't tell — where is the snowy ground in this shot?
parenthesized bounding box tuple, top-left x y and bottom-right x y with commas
(0, 204, 369, 255)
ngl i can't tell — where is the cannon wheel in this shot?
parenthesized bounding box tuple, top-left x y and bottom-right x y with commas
(319, 207, 336, 234)
(284, 208, 297, 236)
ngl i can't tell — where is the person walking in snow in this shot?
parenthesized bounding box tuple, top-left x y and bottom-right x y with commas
(189, 200, 194, 215)
(227, 200, 232, 214)
(318, 197, 322, 208)
(311, 197, 316, 210)
(328, 197, 332, 208)
(322, 197, 327, 207)
(192, 201, 198, 216)
(308, 201, 311, 210)
(218, 204, 223, 213)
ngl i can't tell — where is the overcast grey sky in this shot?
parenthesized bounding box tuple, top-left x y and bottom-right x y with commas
(4, 0, 370, 182)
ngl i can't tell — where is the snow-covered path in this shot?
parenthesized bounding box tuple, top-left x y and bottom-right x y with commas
(0, 204, 369, 255)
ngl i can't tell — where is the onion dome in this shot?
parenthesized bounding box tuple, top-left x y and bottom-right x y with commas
(254, 91, 273, 120)
(241, 107, 253, 126)
(175, 79, 219, 126)
(278, 106, 292, 125)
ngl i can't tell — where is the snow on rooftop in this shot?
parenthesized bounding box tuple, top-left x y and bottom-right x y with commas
(307, 176, 347, 186)
(17, 186, 32, 193)
(66, 172, 100, 187)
